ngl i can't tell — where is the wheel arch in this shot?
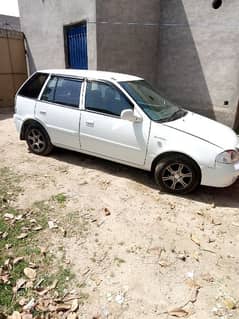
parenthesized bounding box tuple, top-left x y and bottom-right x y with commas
(151, 151, 202, 180)
(20, 119, 49, 140)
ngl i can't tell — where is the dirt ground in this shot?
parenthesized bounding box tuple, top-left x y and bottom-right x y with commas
(1, 113, 239, 318)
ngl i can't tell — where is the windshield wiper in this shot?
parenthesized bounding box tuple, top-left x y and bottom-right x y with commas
(161, 109, 187, 123)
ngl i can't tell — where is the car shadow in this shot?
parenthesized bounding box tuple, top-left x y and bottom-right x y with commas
(52, 148, 239, 209)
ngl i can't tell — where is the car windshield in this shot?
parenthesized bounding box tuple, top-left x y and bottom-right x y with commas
(120, 80, 187, 122)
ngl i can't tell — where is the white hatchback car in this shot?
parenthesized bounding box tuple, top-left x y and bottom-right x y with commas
(14, 70, 239, 194)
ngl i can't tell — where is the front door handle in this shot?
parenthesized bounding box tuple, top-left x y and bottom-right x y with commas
(86, 121, 94, 127)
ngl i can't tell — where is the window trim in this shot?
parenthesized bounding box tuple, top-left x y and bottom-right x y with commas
(39, 74, 84, 109)
(83, 79, 134, 118)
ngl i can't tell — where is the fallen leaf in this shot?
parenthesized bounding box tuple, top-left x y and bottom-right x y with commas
(168, 308, 189, 317)
(0, 273, 9, 283)
(18, 297, 27, 306)
(190, 234, 200, 246)
(193, 251, 200, 262)
(10, 311, 21, 319)
(211, 218, 221, 226)
(21, 314, 33, 319)
(70, 299, 79, 312)
(23, 298, 35, 311)
(2, 232, 8, 239)
(13, 278, 26, 293)
(37, 279, 58, 296)
(223, 297, 237, 310)
(190, 286, 200, 303)
(32, 226, 43, 231)
(4, 213, 14, 220)
(13, 257, 24, 265)
(48, 221, 58, 229)
(24, 268, 36, 280)
(55, 304, 72, 311)
(17, 233, 28, 240)
(104, 208, 111, 216)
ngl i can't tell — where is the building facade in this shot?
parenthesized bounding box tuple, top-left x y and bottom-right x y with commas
(18, 0, 239, 128)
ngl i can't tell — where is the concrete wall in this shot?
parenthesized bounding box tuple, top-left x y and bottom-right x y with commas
(18, 0, 97, 73)
(0, 29, 27, 111)
(96, 0, 160, 85)
(158, 0, 239, 127)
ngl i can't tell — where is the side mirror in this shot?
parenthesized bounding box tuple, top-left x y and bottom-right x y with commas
(120, 109, 142, 122)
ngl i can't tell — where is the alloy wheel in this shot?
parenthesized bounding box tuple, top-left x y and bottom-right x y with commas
(161, 163, 193, 191)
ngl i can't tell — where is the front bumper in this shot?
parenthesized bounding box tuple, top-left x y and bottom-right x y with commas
(201, 161, 239, 188)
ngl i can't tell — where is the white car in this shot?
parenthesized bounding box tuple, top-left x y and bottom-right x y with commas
(14, 69, 239, 194)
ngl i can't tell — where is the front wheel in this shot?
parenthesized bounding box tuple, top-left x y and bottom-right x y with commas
(25, 124, 53, 156)
(154, 155, 201, 194)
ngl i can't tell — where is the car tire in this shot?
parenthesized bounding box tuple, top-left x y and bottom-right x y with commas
(154, 154, 201, 194)
(25, 124, 53, 156)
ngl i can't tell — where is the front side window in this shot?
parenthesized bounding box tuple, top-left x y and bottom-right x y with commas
(41, 76, 82, 108)
(18, 73, 48, 99)
(120, 80, 187, 122)
(85, 81, 133, 116)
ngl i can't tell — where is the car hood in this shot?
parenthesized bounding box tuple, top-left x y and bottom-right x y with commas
(164, 111, 238, 149)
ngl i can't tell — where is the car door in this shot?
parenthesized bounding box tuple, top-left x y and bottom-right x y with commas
(80, 80, 150, 166)
(35, 75, 82, 150)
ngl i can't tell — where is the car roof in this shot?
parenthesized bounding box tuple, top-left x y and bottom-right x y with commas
(40, 69, 143, 82)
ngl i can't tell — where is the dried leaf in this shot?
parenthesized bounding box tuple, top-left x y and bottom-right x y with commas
(104, 207, 111, 216)
(23, 298, 35, 311)
(168, 308, 189, 317)
(193, 251, 200, 262)
(190, 286, 200, 303)
(10, 311, 21, 319)
(18, 297, 27, 306)
(13, 278, 26, 293)
(32, 226, 43, 231)
(17, 233, 28, 240)
(13, 257, 24, 265)
(48, 221, 58, 229)
(223, 297, 237, 310)
(2, 232, 8, 239)
(56, 303, 71, 311)
(24, 268, 36, 280)
(21, 314, 33, 319)
(190, 234, 200, 246)
(0, 274, 9, 284)
(4, 213, 14, 220)
(70, 299, 79, 312)
(37, 279, 58, 296)
(48, 279, 58, 290)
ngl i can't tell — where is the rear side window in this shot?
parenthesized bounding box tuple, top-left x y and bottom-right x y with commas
(18, 73, 48, 99)
(41, 76, 82, 108)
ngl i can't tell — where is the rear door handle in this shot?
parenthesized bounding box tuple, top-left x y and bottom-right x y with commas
(40, 110, 47, 115)
(86, 121, 94, 127)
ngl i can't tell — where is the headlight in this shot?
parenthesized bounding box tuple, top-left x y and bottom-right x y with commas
(216, 150, 239, 164)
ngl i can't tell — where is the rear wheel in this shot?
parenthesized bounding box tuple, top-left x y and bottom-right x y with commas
(25, 124, 53, 156)
(154, 154, 201, 194)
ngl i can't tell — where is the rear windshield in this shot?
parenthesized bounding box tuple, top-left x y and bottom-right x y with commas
(18, 73, 48, 99)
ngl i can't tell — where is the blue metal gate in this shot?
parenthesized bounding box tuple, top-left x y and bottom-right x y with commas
(66, 23, 88, 69)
